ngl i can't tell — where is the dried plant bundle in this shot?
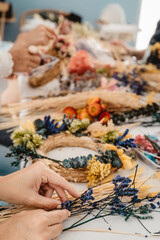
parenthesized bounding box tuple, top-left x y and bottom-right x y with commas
(6, 90, 141, 117)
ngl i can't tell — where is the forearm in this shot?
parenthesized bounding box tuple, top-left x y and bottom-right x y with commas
(129, 49, 145, 60)
(0, 176, 7, 201)
(0, 220, 7, 240)
(0, 175, 15, 202)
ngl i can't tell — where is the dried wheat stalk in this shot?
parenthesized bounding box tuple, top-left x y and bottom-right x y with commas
(6, 90, 141, 117)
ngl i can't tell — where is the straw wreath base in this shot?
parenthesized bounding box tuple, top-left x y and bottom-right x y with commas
(38, 132, 107, 183)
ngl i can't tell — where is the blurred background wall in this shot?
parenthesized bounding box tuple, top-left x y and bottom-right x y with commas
(4, 0, 141, 41)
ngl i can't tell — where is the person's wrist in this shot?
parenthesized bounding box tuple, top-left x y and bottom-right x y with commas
(0, 176, 6, 201)
(16, 32, 29, 47)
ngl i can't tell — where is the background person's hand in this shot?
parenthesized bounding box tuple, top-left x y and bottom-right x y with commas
(0, 209, 69, 240)
(0, 162, 80, 209)
(110, 40, 145, 60)
(110, 40, 130, 54)
(18, 25, 58, 47)
(9, 42, 41, 73)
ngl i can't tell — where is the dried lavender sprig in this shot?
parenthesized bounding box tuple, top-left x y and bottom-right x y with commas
(63, 166, 160, 233)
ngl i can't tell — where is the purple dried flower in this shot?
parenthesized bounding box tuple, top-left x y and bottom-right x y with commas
(116, 129, 129, 142)
(131, 195, 141, 203)
(148, 196, 157, 202)
(157, 201, 160, 208)
(80, 188, 95, 204)
(61, 200, 72, 211)
(113, 175, 126, 185)
(43, 115, 65, 135)
(116, 139, 137, 149)
(150, 203, 156, 209)
(118, 188, 138, 197)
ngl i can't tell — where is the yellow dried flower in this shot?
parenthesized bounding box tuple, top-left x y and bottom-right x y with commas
(117, 149, 133, 170)
(21, 120, 35, 132)
(146, 92, 156, 105)
(87, 156, 111, 187)
(11, 128, 43, 150)
(151, 42, 160, 52)
(105, 143, 117, 151)
(119, 131, 132, 139)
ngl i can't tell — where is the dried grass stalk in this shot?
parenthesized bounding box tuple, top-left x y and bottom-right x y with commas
(0, 173, 156, 223)
(7, 90, 141, 117)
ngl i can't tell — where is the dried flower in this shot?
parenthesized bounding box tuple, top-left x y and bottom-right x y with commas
(115, 129, 137, 149)
(43, 115, 65, 136)
(101, 130, 119, 143)
(11, 129, 43, 150)
(62, 154, 92, 169)
(61, 188, 95, 211)
(135, 135, 155, 153)
(68, 118, 90, 134)
(87, 156, 111, 187)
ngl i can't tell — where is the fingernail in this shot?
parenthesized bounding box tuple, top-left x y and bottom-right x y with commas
(56, 204, 62, 209)
(68, 211, 71, 216)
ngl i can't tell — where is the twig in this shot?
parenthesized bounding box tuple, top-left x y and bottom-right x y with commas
(69, 228, 160, 238)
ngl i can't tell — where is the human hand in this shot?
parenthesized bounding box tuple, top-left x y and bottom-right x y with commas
(18, 25, 58, 47)
(59, 19, 72, 35)
(0, 209, 69, 240)
(9, 42, 41, 73)
(110, 40, 131, 54)
(0, 162, 80, 209)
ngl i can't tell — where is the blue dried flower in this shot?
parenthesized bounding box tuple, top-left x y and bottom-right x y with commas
(80, 188, 95, 204)
(148, 196, 157, 202)
(115, 129, 137, 149)
(157, 201, 160, 208)
(114, 70, 147, 95)
(116, 138, 137, 149)
(113, 175, 126, 185)
(43, 115, 65, 135)
(118, 187, 139, 197)
(113, 175, 131, 186)
(116, 129, 129, 142)
(61, 200, 72, 211)
(150, 203, 156, 209)
(131, 195, 141, 203)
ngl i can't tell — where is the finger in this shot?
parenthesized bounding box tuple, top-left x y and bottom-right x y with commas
(42, 184, 54, 198)
(39, 188, 45, 196)
(28, 62, 39, 70)
(46, 169, 80, 198)
(40, 36, 50, 45)
(30, 55, 41, 65)
(28, 45, 39, 54)
(46, 31, 55, 40)
(33, 194, 61, 210)
(47, 209, 70, 226)
(48, 223, 63, 239)
(45, 26, 58, 38)
(54, 186, 68, 202)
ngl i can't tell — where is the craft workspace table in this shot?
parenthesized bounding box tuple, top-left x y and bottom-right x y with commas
(45, 125, 160, 240)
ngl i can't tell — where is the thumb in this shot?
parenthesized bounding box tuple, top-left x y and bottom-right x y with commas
(33, 194, 61, 210)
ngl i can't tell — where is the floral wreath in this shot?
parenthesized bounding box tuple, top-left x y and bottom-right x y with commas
(7, 110, 138, 187)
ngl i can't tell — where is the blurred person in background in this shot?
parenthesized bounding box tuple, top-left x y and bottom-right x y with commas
(0, 24, 57, 175)
(111, 20, 160, 68)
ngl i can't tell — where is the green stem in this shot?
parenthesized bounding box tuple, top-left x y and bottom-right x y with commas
(136, 217, 151, 234)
